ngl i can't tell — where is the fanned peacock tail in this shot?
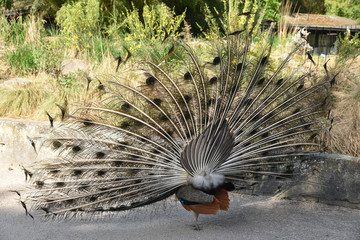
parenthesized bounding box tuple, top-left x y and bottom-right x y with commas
(24, 27, 332, 219)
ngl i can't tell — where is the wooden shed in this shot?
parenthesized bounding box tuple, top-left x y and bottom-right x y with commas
(284, 14, 360, 54)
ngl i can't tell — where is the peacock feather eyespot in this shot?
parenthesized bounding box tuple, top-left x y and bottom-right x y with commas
(95, 151, 106, 159)
(52, 140, 62, 149)
(213, 56, 221, 65)
(73, 169, 83, 176)
(184, 72, 192, 80)
(72, 146, 82, 152)
(49, 169, 60, 174)
(146, 76, 156, 86)
(55, 182, 65, 188)
(97, 170, 106, 176)
(209, 77, 218, 85)
(83, 119, 94, 126)
(121, 103, 131, 111)
(153, 98, 162, 106)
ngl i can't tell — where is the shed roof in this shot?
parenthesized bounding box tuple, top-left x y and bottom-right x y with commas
(284, 14, 359, 30)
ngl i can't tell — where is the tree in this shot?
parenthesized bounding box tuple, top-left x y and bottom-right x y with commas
(1, 0, 13, 10)
(289, 0, 326, 14)
(325, 0, 360, 22)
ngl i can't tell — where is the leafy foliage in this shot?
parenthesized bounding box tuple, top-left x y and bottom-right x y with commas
(119, 2, 186, 63)
(122, 3, 185, 43)
(6, 44, 41, 75)
(60, 72, 77, 87)
(55, 0, 100, 51)
(325, 0, 360, 22)
(0, 0, 13, 9)
(337, 31, 360, 63)
(199, 0, 268, 39)
(296, 0, 326, 14)
(32, 0, 66, 18)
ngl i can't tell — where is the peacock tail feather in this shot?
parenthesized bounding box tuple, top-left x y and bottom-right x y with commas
(24, 27, 331, 219)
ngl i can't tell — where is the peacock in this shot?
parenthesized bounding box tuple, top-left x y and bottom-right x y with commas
(22, 25, 332, 230)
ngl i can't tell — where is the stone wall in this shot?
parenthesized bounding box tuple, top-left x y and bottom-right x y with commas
(0, 118, 359, 209)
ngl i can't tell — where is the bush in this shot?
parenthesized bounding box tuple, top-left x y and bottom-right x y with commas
(337, 31, 360, 63)
(37, 36, 64, 74)
(199, 0, 267, 40)
(59, 72, 77, 88)
(55, 0, 100, 52)
(6, 44, 42, 75)
(118, 2, 185, 63)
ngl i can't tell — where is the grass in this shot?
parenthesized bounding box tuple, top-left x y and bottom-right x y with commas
(5, 44, 40, 75)
(0, 16, 26, 45)
(0, 4, 360, 157)
(326, 57, 360, 156)
(0, 71, 101, 120)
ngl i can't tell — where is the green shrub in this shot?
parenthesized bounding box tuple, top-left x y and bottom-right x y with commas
(199, 0, 267, 40)
(117, 2, 185, 63)
(337, 31, 360, 63)
(55, 0, 101, 52)
(6, 44, 42, 75)
(123, 3, 185, 42)
(59, 72, 77, 88)
(1, 0, 13, 10)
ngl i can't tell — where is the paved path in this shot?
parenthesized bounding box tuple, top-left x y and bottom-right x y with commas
(1, 164, 359, 240)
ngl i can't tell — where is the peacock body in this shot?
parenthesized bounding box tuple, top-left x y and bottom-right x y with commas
(23, 26, 331, 229)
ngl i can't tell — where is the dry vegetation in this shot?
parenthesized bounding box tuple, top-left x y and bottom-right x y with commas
(0, 0, 359, 157)
(327, 57, 360, 156)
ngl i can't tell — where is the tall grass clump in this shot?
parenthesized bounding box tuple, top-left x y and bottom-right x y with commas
(0, 82, 50, 118)
(0, 15, 26, 45)
(1, 14, 52, 75)
(0, 73, 92, 119)
(277, 0, 294, 43)
(6, 44, 42, 75)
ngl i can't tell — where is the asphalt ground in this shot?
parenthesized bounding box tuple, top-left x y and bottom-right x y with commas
(1, 163, 359, 240)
